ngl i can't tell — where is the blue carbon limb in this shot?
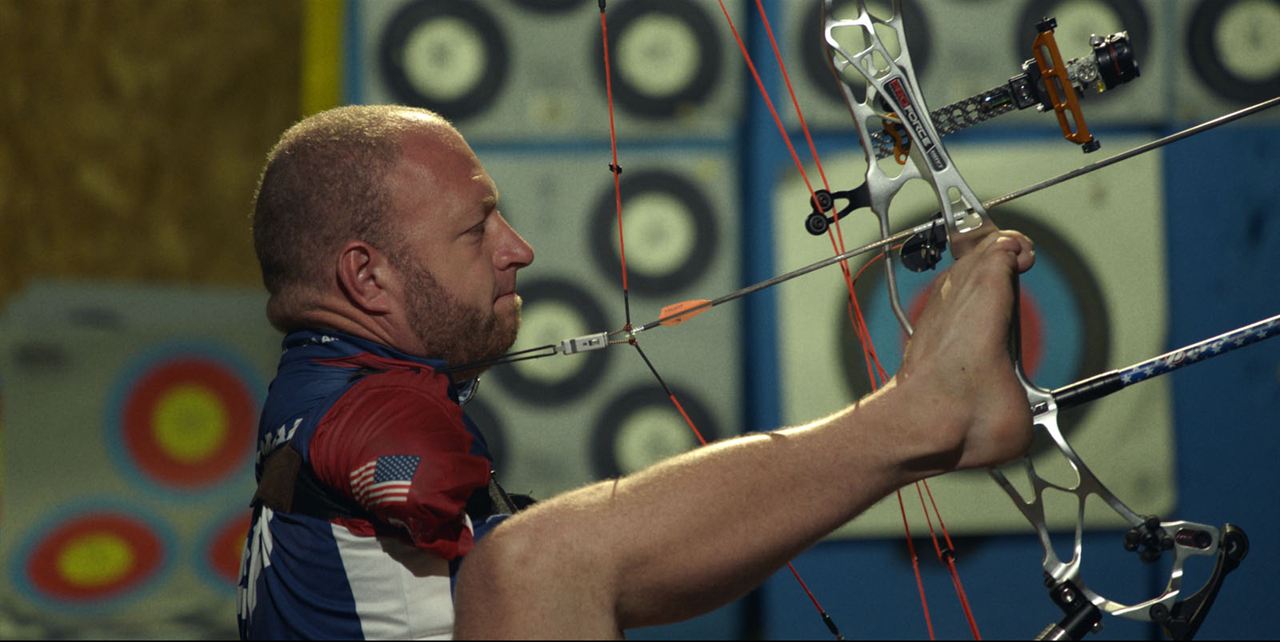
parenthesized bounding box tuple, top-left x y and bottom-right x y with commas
(1053, 312, 1280, 409)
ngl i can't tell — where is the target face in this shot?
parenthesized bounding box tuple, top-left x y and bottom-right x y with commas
(591, 169, 719, 295)
(21, 510, 168, 605)
(591, 385, 720, 479)
(1188, 0, 1280, 102)
(837, 211, 1110, 406)
(110, 348, 258, 491)
(378, 0, 509, 121)
(492, 278, 612, 404)
(201, 511, 251, 588)
(594, 0, 722, 118)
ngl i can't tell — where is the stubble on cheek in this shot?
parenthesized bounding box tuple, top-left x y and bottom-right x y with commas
(400, 261, 521, 367)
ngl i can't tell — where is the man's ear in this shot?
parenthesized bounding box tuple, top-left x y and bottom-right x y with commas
(336, 240, 395, 314)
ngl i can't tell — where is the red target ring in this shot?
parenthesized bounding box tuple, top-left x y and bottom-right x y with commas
(26, 512, 165, 602)
(120, 357, 256, 489)
(207, 513, 251, 585)
(907, 286, 1046, 378)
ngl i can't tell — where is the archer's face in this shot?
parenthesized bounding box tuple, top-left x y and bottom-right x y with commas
(385, 121, 535, 367)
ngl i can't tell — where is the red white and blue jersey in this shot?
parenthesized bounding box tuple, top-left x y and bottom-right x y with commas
(237, 329, 503, 639)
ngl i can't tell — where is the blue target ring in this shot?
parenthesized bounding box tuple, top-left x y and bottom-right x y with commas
(10, 499, 176, 613)
(104, 340, 265, 499)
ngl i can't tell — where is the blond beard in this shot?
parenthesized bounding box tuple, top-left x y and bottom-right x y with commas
(397, 256, 520, 370)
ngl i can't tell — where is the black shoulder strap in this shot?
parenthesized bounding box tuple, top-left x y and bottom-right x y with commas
(252, 446, 375, 521)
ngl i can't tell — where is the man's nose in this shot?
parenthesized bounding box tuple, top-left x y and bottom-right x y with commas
(494, 214, 534, 270)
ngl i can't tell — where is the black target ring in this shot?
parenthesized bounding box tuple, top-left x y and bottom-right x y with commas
(592, 0, 723, 119)
(491, 278, 612, 404)
(1015, 0, 1151, 107)
(590, 168, 720, 296)
(801, 0, 933, 106)
(508, 0, 591, 14)
(835, 210, 1111, 447)
(1187, 0, 1280, 104)
(590, 384, 721, 479)
(378, 0, 510, 122)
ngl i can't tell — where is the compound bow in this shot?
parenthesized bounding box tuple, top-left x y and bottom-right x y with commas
(450, 1, 1278, 638)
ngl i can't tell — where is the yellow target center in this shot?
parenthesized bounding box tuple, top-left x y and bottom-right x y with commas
(151, 384, 228, 463)
(57, 533, 135, 587)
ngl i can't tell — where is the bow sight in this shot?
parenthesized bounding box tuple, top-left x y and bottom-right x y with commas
(804, 17, 1140, 243)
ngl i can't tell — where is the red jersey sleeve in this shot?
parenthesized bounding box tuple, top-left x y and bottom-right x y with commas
(308, 369, 492, 559)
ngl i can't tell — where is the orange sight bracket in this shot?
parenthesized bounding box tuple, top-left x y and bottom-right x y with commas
(1032, 18, 1101, 153)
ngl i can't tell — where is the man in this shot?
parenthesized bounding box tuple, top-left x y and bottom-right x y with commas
(238, 104, 1035, 639)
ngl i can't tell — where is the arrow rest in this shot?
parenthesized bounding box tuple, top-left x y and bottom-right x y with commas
(899, 213, 948, 272)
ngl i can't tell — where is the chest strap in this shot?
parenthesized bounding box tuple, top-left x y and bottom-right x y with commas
(253, 446, 535, 522)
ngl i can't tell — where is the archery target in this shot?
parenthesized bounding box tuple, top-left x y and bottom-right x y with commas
(198, 510, 251, 588)
(772, 138, 1174, 536)
(109, 347, 259, 491)
(355, 0, 744, 142)
(376, 1, 509, 122)
(491, 277, 614, 404)
(590, 384, 722, 478)
(13, 505, 172, 608)
(590, 168, 720, 295)
(594, 0, 724, 120)
(781, 0, 1169, 133)
(1173, 0, 1280, 122)
(0, 282, 278, 636)
(467, 148, 741, 500)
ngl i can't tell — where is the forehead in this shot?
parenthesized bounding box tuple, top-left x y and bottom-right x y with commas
(390, 125, 497, 222)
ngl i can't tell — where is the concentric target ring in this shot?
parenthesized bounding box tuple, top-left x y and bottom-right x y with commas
(490, 278, 613, 404)
(378, 0, 510, 122)
(14, 503, 173, 608)
(197, 509, 252, 590)
(592, 0, 723, 119)
(590, 384, 721, 479)
(107, 343, 261, 494)
(1187, 0, 1280, 103)
(590, 168, 720, 296)
(510, 0, 591, 14)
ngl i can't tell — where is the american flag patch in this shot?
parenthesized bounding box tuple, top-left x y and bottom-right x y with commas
(350, 455, 421, 507)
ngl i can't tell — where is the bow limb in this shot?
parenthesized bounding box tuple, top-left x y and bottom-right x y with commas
(822, 0, 992, 334)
